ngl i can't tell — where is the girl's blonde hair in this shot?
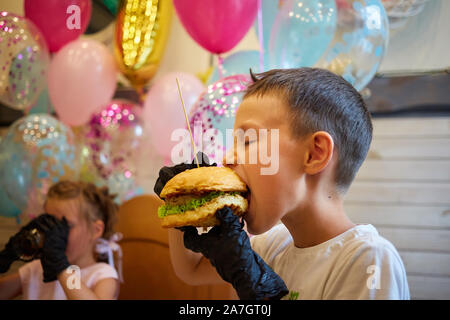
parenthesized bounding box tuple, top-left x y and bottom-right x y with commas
(45, 180, 118, 239)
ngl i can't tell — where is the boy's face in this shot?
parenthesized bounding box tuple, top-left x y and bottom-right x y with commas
(224, 94, 309, 235)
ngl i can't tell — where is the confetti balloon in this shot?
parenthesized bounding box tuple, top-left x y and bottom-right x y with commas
(0, 186, 20, 219)
(315, 0, 389, 91)
(0, 12, 50, 111)
(0, 141, 21, 219)
(114, 0, 173, 93)
(82, 100, 145, 203)
(188, 74, 251, 165)
(0, 114, 80, 215)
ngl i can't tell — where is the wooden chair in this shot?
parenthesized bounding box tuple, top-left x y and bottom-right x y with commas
(116, 194, 236, 299)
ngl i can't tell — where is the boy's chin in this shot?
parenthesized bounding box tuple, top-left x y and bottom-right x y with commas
(244, 217, 266, 236)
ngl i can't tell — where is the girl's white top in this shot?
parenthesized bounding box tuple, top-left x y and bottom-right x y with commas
(19, 260, 118, 300)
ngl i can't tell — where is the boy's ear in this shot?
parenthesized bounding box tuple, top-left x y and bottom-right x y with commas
(303, 131, 334, 175)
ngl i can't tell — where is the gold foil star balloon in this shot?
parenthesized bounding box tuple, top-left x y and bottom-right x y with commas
(114, 0, 173, 95)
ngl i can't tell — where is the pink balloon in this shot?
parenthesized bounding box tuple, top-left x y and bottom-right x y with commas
(173, 0, 259, 54)
(25, 0, 91, 52)
(143, 72, 205, 159)
(48, 39, 117, 127)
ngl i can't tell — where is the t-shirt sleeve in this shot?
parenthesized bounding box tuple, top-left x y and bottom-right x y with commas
(323, 239, 410, 300)
(85, 263, 119, 289)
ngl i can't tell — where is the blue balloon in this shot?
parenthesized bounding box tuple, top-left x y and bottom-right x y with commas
(314, 0, 389, 91)
(268, 0, 337, 69)
(207, 50, 267, 85)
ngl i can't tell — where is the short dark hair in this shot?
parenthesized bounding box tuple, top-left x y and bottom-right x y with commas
(244, 68, 372, 192)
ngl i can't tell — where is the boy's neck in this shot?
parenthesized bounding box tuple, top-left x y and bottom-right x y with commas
(281, 193, 355, 249)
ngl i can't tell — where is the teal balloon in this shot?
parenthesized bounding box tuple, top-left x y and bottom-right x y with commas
(314, 0, 389, 91)
(208, 50, 267, 85)
(268, 0, 337, 69)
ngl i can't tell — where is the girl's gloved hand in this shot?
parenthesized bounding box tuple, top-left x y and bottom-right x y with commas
(34, 213, 70, 283)
(0, 213, 52, 273)
(179, 207, 289, 300)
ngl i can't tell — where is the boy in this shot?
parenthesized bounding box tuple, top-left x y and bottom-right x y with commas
(155, 68, 410, 300)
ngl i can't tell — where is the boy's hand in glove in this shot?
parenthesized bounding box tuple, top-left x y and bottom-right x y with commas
(34, 214, 71, 283)
(179, 207, 289, 300)
(153, 151, 289, 300)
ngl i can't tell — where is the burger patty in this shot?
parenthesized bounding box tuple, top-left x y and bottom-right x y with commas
(158, 191, 242, 218)
(159, 192, 248, 228)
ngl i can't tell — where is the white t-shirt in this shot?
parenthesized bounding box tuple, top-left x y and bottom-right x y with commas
(19, 260, 119, 300)
(250, 223, 410, 300)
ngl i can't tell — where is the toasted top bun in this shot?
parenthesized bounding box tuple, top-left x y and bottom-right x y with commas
(160, 166, 247, 198)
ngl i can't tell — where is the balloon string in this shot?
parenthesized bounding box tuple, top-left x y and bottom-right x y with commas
(257, 0, 264, 72)
(176, 78, 199, 168)
(217, 55, 224, 79)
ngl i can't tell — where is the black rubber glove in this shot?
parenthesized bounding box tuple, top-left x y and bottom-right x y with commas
(0, 232, 21, 273)
(34, 214, 70, 283)
(154, 151, 216, 198)
(180, 207, 289, 300)
(0, 213, 51, 273)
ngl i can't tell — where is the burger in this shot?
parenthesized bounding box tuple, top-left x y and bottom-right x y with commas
(157, 166, 249, 228)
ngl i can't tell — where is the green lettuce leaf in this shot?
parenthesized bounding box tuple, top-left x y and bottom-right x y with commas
(158, 191, 239, 218)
